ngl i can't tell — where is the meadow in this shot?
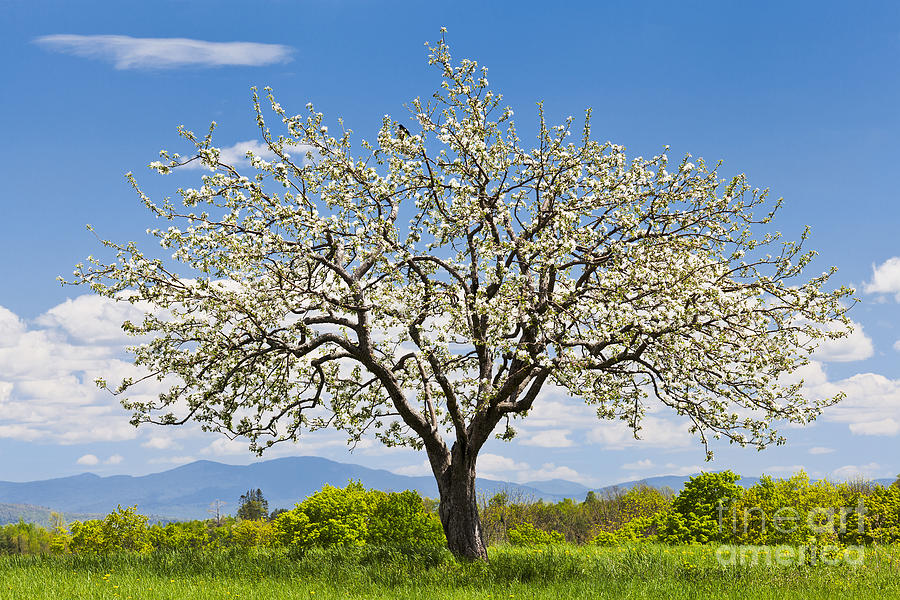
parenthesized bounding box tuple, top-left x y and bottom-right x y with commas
(3, 543, 900, 599)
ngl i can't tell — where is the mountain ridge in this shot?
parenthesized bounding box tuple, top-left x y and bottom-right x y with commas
(0, 457, 894, 523)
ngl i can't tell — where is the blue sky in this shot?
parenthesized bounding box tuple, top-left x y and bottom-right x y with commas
(1, 0, 898, 489)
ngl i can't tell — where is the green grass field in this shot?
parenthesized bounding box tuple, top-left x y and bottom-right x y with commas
(2, 544, 900, 599)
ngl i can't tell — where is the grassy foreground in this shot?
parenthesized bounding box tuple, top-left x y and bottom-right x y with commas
(2, 544, 900, 599)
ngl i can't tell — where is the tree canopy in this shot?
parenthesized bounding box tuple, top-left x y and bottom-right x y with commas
(73, 31, 851, 559)
(237, 489, 269, 521)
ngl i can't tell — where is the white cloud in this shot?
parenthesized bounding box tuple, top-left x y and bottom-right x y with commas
(475, 453, 595, 486)
(77, 454, 99, 466)
(666, 464, 704, 476)
(201, 438, 252, 457)
(34, 35, 293, 70)
(392, 460, 431, 477)
(141, 436, 181, 450)
(0, 298, 161, 444)
(587, 416, 694, 449)
(831, 462, 885, 481)
(864, 257, 900, 301)
(179, 140, 315, 171)
(812, 320, 873, 362)
(622, 459, 654, 470)
(520, 429, 574, 448)
(478, 453, 530, 475)
(849, 419, 899, 436)
(35, 295, 149, 344)
(894, 340, 900, 352)
(0, 307, 26, 348)
(790, 361, 900, 437)
(809, 446, 834, 455)
(105, 454, 124, 465)
(623, 463, 702, 481)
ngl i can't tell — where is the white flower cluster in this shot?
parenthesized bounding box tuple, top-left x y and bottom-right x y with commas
(73, 34, 852, 466)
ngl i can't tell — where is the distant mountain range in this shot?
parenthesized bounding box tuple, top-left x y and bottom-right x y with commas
(0, 456, 894, 524)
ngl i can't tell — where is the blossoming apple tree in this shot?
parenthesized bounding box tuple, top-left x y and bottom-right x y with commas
(73, 33, 852, 560)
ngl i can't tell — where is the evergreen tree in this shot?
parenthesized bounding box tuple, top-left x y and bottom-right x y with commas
(237, 488, 269, 521)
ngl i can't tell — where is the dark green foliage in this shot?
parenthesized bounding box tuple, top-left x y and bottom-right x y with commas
(661, 471, 743, 543)
(0, 521, 53, 554)
(236, 488, 269, 521)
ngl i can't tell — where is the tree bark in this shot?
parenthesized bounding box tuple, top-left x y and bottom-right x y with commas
(437, 448, 488, 561)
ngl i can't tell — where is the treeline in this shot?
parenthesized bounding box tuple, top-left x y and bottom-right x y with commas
(2, 471, 899, 555)
(484, 471, 900, 546)
(0, 481, 442, 555)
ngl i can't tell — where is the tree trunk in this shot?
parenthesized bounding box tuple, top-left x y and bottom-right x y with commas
(437, 454, 488, 561)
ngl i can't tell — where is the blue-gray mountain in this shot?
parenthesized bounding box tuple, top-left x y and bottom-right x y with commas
(0, 457, 893, 523)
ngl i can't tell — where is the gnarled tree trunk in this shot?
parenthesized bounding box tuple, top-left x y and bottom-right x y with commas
(435, 446, 488, 561)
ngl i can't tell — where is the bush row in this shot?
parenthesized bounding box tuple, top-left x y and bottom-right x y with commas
(1, 481, 443, 555)
(2, 471, 898, 555)
(495, 471, 900, 547)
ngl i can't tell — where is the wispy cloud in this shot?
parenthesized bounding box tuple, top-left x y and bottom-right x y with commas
(178, 140, 315, 171)
(33, 34, 293, 70)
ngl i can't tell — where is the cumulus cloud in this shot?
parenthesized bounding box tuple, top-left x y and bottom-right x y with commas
(141, 436, 180, 451)
(476, 453, 593, 486)
(106, 454, 124, 465)
(849, 419, 899, 436)
(587, 416, 694, 449)
(831, 462, 885, 481)
(35, 295, 149, 345)
(520, 429, 575, 448)
(33, 35, 293, 70)
(201, 438, 250, 457)
(0, 307, 26, 347)
(864, 257, 900, 301)
(392, 460, 431, 477)
(76, 454, 99, 466)
(522, 387, 695, 450)
(809, 446, 834, 455)
(795, 361, 900, 437)
(812, 320, 873, 363)
(0, 298, 163, 445)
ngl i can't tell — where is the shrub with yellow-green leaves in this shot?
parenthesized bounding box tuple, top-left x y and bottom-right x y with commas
(273, 481, 445, 553)
(729, 472, 845, 545)
(507, 522, 565, 546)
(69, 506, 152, 553)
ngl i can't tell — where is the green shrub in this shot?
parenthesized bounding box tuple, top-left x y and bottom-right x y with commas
(148, 520, 210, 551)
(69, 506, 152, 553)
(230, 519, 277, 548)
(507, 522, 564, 546)
(659, 471, 743, 544)
(730, 472, 845, 545)
(273, 481, 445, 553)
(0, 520, 53, 554)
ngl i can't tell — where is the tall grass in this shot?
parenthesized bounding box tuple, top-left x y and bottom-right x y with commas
(2, 543, 900, 599)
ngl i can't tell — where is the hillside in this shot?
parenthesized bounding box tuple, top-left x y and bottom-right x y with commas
(0, 503, 100, 527)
